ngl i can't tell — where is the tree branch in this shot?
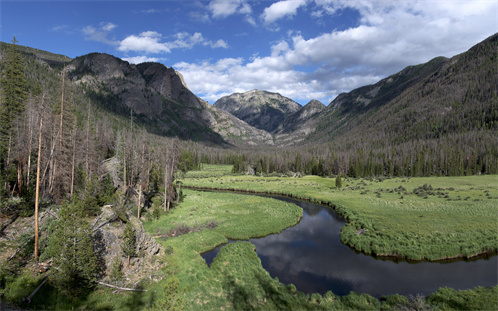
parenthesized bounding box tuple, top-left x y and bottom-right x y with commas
(95, 281, 148, 292)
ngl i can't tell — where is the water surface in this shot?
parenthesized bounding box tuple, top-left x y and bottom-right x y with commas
(202, 195, 498, 298)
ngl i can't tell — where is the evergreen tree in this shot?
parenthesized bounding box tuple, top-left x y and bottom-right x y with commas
(121, 221, 136, 265)
(0, 37, 27, 169)
(43, 202, 97, 296)
(335, 174, 342, 189)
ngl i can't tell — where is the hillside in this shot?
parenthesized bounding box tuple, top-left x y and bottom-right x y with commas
(1, 33, 496, 173)
(312, 33, 497, 147)
(66, 53, 273, 146)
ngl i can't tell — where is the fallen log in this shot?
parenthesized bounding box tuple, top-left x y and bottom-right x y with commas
(8, 236, 34, 261)
(95, 281, 148, 292)
(0, 214, 18, 235)
(22, 276, 48, 304)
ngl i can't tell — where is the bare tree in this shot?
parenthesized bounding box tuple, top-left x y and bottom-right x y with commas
(34, 94, 44, 263)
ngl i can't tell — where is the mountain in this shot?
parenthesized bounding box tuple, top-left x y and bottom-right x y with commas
(270, 99, 326, 146)
(213, 90, 301, 133)
(0, 41, 71, 69)
(309, 33, 497, 147)
(2, 33, 496, 152)
(275, 99, 325, 134)
(66, 53, 274, 146)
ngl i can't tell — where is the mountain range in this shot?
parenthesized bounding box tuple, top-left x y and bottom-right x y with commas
(1, 33, 496, 150)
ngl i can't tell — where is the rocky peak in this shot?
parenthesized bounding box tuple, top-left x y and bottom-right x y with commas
(213, 89, 301, 133)
(303, 99, 326, 110)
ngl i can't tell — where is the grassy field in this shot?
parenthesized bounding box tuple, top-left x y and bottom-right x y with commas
(140, 181, 497, 310)
(183, 165, 498, 261)
(142, 188, 494, 311)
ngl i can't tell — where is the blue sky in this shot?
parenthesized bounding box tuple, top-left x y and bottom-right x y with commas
(1, 0, 496, 105)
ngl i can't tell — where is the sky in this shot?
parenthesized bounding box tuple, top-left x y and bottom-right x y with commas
(1, 1, 496, 105)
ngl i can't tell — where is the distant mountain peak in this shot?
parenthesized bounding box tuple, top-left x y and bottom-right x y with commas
(304, 99, 325, 108)
(213, 90, 301, 133)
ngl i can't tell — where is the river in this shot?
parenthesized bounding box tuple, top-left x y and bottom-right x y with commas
(202, 194, 498, 298)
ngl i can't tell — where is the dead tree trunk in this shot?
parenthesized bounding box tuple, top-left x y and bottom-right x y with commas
(163, 150, 169, 212)
(34, 95, 44, 263)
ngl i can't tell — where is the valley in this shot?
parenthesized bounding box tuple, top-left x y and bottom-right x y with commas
(0, 31, 496, 311)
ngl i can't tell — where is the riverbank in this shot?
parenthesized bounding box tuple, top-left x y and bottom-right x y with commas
(143, 187, 497, 310)
(183, 166, 498, 261)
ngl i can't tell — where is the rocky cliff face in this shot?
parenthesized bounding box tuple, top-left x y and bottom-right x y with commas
(213, 90, 301, 133)
(66, 53, 273, 146)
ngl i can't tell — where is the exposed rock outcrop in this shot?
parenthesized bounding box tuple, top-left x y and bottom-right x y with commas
(214, 90, 301, 133)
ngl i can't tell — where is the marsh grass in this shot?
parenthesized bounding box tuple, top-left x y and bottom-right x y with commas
(183, 169, 498, 261)
(142, 190, 397, 310)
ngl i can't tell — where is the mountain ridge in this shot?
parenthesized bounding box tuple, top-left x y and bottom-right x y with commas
(1, 33, 496, 150)
(65, 52, 274, 146)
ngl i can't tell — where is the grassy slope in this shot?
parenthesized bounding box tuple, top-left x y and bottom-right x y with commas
(183, 165, 498, 261)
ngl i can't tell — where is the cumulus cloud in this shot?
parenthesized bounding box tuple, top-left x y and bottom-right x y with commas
(174, 56, 328, 104)
(118, 31, 170, 53)
(176, 0, 496, 105)
(117, 31, 228, 54)
(262, 0, 308, 24)
(83, 22, 118, 45)
(207, 0, 255, 25)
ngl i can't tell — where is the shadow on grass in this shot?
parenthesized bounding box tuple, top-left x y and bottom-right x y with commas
(255, 273, 295, 310)
(223, 275, 257, 311)
(121, 286, 153, 311)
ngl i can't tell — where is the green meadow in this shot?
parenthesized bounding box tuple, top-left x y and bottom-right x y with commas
(184, 165, 498, 261)
(141, 172, 497, 310)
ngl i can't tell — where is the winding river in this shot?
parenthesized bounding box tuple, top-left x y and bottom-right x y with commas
(202, 194, 498, 298)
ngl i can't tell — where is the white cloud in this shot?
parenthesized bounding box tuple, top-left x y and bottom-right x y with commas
(209, 39, 229, 49)
(141, 9, 161, 14)
(117, 31, 228, 54)
(174, 0, 496, 105)
(118, 31, 170, 53)
(262, 0, 308, 24)
(122, 56, 165, 64)
(83, 22, 118, 45)
(174, 55, 327, 104)
(207, 0, 256, 25)
(208, 0, 252, 18)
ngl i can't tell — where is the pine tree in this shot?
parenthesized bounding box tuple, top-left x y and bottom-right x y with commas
(121, 221, 135, 265)
(0, 37, 27, 170)
(335, 174, 342, 189)
(43, 201, 97, 296)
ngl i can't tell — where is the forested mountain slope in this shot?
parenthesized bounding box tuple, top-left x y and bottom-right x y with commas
(313, 33, 497, 146)
(301, 33, 498, 176)
(1, 33, 496, 177)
